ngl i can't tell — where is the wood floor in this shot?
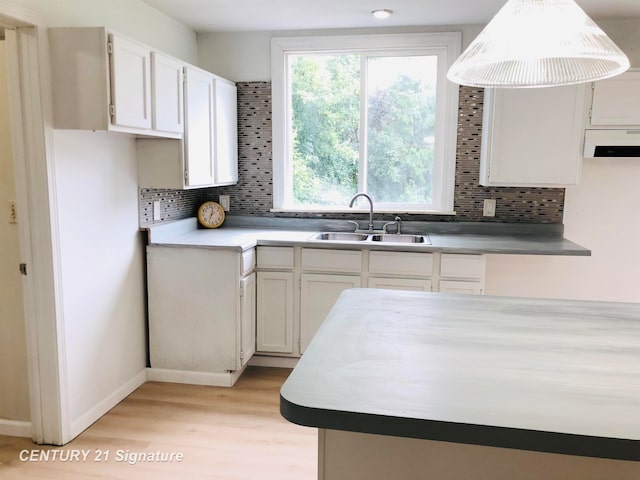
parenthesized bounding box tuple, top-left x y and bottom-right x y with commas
(0, 367, 317, 479)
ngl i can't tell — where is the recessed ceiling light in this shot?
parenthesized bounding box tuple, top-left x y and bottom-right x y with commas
(371, 9, 393, 20)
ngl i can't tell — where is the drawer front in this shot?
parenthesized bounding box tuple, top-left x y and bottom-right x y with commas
(368, 277, 432, 292)
(369, 251, 433, 277)
(241, 248, 256, 276)
(440, 254, 485, 280)
(439, 280, 483, 295)
(257, 246, 294, 270)
(301, 248, 362, 274)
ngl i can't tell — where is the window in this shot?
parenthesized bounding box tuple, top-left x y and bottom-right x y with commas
(272, 33, 461, 213)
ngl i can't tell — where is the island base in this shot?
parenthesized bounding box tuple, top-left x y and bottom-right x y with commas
(318, 429, 639, 480)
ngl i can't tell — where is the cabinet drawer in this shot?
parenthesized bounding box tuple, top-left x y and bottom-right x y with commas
(440, 254, 485, 280)
(369, 251, 433, 277)
(301, 249, 361, 274)
(257, 246, 294, 270)
(241, 248, 256, 276)
(368, 277, 432, 292)
(439, 280, 483, 295)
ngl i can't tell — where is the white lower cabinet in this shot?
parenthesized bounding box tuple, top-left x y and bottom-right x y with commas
(240, 272, 256, 367)
(300, 273, 361, 353)
(256, 247, 296, 355)
(147, 246, 255, 384)
(254, 247, 485, 361)
(256, 271, 294, 354)
(439, 254, 485, 295)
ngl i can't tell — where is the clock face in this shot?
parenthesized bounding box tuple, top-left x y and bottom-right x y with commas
(198, 201, 225, 228)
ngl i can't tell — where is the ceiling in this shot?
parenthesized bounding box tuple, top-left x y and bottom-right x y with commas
(141, 0, 640, 33)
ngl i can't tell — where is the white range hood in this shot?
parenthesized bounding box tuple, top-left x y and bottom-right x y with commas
(583, 129, 640, 158)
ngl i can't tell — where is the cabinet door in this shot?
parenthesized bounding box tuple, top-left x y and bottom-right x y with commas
(368, 277, 432, 292)
(590, 71, 640, 126)
(152, 52, 183, 134)
(109, 33, 151, 129)
(300, 274, 361, 353)
(184, 66, 215, 187)
(257, 271, 294, 354)
(439, 280, 483, 295)
(214, 79, 238, 185)
(480, 85, 586, 186)
(240, 273, 256, 368)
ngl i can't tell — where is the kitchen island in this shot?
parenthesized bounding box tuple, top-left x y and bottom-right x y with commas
(280, 289, 640, 479)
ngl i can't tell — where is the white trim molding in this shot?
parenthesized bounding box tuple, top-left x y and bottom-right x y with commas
(147, 367, 248, 387)
(6, 25, 69, 446)
(69, 370, 147, 440)
(0, 419, 32, 438)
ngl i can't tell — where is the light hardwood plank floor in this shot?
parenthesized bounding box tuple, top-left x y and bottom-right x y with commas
(0, 367, 317, 479)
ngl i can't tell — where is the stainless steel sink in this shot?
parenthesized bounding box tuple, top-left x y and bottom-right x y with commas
(313, 232, 369, 241)
(371, 234, 431, 244)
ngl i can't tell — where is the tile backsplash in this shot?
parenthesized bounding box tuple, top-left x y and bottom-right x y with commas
(139, 82, 564, 227)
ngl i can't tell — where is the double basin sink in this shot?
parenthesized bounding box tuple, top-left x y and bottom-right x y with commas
(312, 232, 431, 245)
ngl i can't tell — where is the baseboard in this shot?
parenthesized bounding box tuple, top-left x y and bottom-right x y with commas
(147, 365, 247, 387)
(248, 355, 299, 369)
(69, 369, 147, 440)
(0, 419, 31, 438)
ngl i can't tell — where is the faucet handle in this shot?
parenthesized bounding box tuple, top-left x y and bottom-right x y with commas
(382, 221, 396, 234)
(347, 220, 360, 232)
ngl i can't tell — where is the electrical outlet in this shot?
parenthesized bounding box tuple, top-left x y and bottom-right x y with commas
(153, 201, 161, 221)
(8, 200, 17, 224)
(219, 195, 230, 212)
(483, 199, 496, 217)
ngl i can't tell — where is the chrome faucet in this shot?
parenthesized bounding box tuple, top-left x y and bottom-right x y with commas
(348, 193, 374, 232)
(395, 216, 402, 234)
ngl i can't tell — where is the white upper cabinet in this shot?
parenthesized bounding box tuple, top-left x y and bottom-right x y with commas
(49, 27, 180, 138)
(151, 52, 184, 135)
(589, 70, 640, 127)
(137, 67, 239, 189)
(109, 33, 151, 130)
(214, 79, 239, 185)
(480, 84, 588, 187)
(184, 66, 216, 187)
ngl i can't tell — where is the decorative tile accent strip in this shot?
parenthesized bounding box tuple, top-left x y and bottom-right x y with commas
(139, 188, 208, 226)
(214, 82, 273, 214)
(139, 83, 565, 226)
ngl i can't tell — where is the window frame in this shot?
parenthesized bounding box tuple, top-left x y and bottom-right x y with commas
(271, 32, 461, 214)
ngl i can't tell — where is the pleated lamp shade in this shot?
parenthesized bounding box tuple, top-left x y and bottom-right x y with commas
(447, 0, 630, 88)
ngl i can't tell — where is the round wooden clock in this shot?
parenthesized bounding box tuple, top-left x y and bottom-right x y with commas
(197, 201, 225, 229)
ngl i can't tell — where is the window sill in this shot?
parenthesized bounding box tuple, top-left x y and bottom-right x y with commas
(270, 208, 457, 215)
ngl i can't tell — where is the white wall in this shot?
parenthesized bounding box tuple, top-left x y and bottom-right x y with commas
(0, 0, 197, 441)
(36, 0, 196, 441)
(197, 25, 483, 82)
(0, 40, 30, 423)
(486, 157, 640, 302)
(197, 20, 640, 303)
(53, 130, 147, 431)
(12, 0, 197, 63)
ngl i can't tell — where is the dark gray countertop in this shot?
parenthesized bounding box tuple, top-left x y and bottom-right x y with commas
(146, 218, 591, 256)
(280, 289, 640, 461)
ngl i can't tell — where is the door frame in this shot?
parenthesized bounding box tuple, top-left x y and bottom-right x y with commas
(2, 3, 69, 445)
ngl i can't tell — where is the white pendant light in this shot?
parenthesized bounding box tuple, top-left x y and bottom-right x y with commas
(447, 0, 630, 88)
